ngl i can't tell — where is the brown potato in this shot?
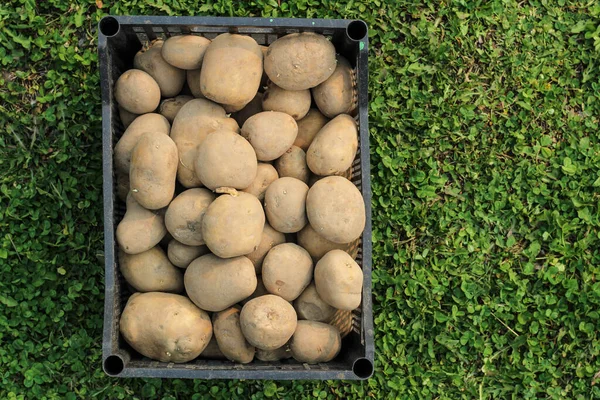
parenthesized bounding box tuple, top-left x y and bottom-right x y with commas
(159, 95, 193, 122)
(306, 176, 365, 243)
(134, 40, 186, 97)
(116, 194, 167, 255)
(200, 33, 263, 109)
(314, 249, 363, 310)
(240, 276, 269, 305)
(165, 189, 215, 246)
(130, 132, 178, 210)
(120, 292, 212, 363)
(293, 282, 336, 322)
(241, 111, 298, 161)
(118, 106, 138, 128)
(232, 92, 263, 127)
(297, 224, 352, 261)
(241, 163, 279, 201)
(275, 146, 309, 183)
(119, 246, 183, 293)
(262, 83, 311, 120)
(199, 336, 226, 359)
(114, 69, 161, 114)
(294, 109, 329, 151)
(195, 130, 257, 191)
(202, 192, 265, 258)
(306, 114, 358, 176)
(264, 177, 309, 233)
(312, 56, 356, 118)
(213, 307, 255, 364)
(167, 239, 210, 269)
(264, 33, 336, 90)
(262, 243, 313, 301)
(240, 295, 297, 350)
(186, 69, 204, 98)
(255, 345, 292, 361)
(115, 172, 130, 202)
(184, 254, 257, 312)
(259, 45, 269, 88)
(161, 35, 211, 70)
(114, 113, 171, 175)
(290, 320, 341, 363)
(245, 223, 286, 274)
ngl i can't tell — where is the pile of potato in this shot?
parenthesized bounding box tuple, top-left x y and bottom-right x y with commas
(114, 31, 365, 365)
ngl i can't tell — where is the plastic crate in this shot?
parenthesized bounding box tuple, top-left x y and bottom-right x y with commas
(99, 15, 373, 380)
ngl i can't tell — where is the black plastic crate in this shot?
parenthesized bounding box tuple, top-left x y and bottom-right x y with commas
(99, 15, 373, 380)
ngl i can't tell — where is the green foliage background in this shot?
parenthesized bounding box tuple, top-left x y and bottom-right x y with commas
(2, 0, 600, 398)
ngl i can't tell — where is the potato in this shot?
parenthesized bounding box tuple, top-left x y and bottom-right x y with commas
(240, 276, 269, 305)
(162, 35, 211, 70)
(130, 132, 178, 210)
(293, 282, 336, 322)
(119, 246, 183, 293)
(213, 307, 255, 363)
(232, 92, 263, 127)
(116, 194, 167, 254)
(185, 254, 257, 312)
(241, 111, 298, 161)
(245, 223, 286, 274)
(115, 172, 130, 202)
(200, 336, 226, 359)
(262, 83, 311, 120)
(256, 345, 292, 361)
(186, 69, 204, 98)
(290, 320, 341, 363)
(259, 45, 269, 88)
(314, 249, 363, 310)
(114, 69, 161, 114)
(262, 243, 313, 301)
(202, 192, 265, 258)
(293, 109, 329, 151)
(114, 113, 170, 175)
(275, 146, 309, 183)
(134, 40, 186, 97)
(306, 176, 365, 243)
(120, 292, 212, 363)
(195, 130, 257, 191)
(159, 95, 193, 122)
(165, 189, 214, 246)
(200, 34, 262, 109)
(241, 163, 278, 201)
(306, 114, 358, 176)
(167, 239, 209, 269)
(118, 106, 138, 128)
(264, 33, 336, 90)
(264, 177, 308, 233)
(240, 295, 297, 350)
(297, 224, 352, 261)
(312, 56, 356, 118)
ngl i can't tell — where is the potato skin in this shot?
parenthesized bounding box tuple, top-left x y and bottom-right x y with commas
(199, 336, 226, 359)
(264, 177, 309, 233)
(186, 69, 204, 98)
(116, 194, 167, 255)
(240, 276, 269, 305)
(245, 223, 286, 274)
(312, 56, 356, 118)
(202, 192, 265, 258)
(275, 146, 309, 183)
(240, 295, 297, 350)
(162, 35, 211, 70)
(297, 224, 351, 261)
(195, 130, 257, 191)
(293, 282, 336, 322)
(262, 243, 313, 301)
(165, 189, 215, 246)
(306, 176, 365, 243)
(256, 345, 292, 361)
(184, 254, 257, 312)
(290, 320, 341, 363)
(232, 92, 263, 127)
(241, 111, 298, 161)
(115, 69, 161, 114)
(314, 249, 363, 311)
(264, 33, 336, 91)
(200, 34, 263, 109)
(294, 109, 329, 151)
(130, 132, 178, 210)
(134, 40, 186, 97)
(213, 307, 255, 363)
(306, 114, 358, 176)
(115, 172, 130, 202)
(241, 163, 279, 201)
(167, 239, 209, 269)
(159, 95, 193, 122)
(118, 106, 138, 128)
(119, 292, 212, 363)
(262, 83, 311, 120)
(119, 246, 184, 293)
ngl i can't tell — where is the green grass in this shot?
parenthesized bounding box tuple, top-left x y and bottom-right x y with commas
(2, 0, 600, 398)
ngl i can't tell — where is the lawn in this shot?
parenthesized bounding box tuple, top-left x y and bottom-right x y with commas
(2, 0, 600, 398)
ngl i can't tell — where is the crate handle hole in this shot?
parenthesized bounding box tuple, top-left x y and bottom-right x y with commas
(347, 20, 368, 41)
(100, 16, 120, 37)
(352, 357, 373, 379)
(104, 354, 125, 376)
